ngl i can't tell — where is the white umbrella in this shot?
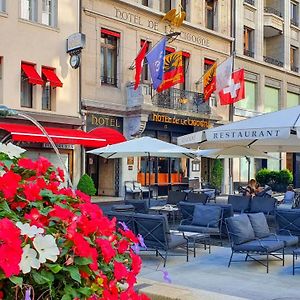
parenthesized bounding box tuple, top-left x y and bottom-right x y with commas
(88, 137, 196, 202)
(177, 106, 300, 152)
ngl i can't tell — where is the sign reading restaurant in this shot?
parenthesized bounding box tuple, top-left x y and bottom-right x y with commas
(150, 113, 211, 128)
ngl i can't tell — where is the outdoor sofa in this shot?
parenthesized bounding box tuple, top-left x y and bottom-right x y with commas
(276, 209, 300, 237)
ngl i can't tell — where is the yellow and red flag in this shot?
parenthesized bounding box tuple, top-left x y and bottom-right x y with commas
(203, 61, 217, 101)
(157, 51, 184, 92)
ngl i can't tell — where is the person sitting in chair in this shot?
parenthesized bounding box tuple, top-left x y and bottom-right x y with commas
(283, 185, 295, 206)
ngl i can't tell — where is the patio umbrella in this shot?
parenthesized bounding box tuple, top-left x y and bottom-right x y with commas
(177, 106, 300, 152)
(88, 136, 196, 202)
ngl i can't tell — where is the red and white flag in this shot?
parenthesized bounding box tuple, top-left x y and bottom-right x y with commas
(134, 41, 148, 90)
(216, 56, 233, 93)
(219, 68, 245, 105)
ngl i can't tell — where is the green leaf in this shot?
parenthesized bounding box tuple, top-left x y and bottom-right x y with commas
(32, 270, 54, 285)
(0, 201, 18, 220)
(2, 159, 13, 169)
(9, 276, 23, 285)
(65, 266, 81, 283)
(61, 295, 72, 300)
(74, 257, 93, 266)
(40, 206, 53, 216)
(45, 263, 63, 274)
(78, 287, 93, 297)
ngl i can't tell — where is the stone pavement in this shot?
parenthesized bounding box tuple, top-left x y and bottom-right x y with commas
(139, 245, 300, 300)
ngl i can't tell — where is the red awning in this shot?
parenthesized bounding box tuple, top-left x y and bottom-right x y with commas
(0, 123, 107, 148)
(21, 63, 44, 85)
(88, 127, 126, 146)
(42, 68, 63, 88)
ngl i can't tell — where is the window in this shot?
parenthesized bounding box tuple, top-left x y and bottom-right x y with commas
(287, 92, 300, 108)
(101, 29, 119, 86)
(141, 0, 148, 6)
(0, 0, 6, 12)
(264, 86, 279, 112)
(205, 0, 217, 30)
(244, 27, 254, 57)
(21, 70, 33, 108)
(21, 0, 37, 21)
(179, 52, 189, 91)
(180, 0, 187, 20)
(240, 157, 254, 182)
(42, 83, 51, 110)
(290, 46, 298, 72)
(141, 40, 150, 83)
(236, 81, 256, 111)
(42, 0, 57, 27)
(204, 58, 215, 72)
(162, 0, 171, 13)
(291, 1, 298, 26)
(267, 153, 280, 171)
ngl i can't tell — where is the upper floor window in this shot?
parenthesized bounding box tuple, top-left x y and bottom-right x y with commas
(21, 0, 37, 22)
(180, 0, 187, 20)
(287, 91, 300, 108)
(204, 58, 215, 72)
(179, 52, 190, 91)
(0, 0, 6, 12)
(291, 1, 298, 26)
(264, 86, 279, 112)
(42, 0, 57, 27)
(101, 29, 120, 87)
(141, 40, 151, 83)
(162, 0, 172, 13)
(290, 46, 299, 72)
(236, 81, 256, 111)
(205, 0, 217, 30)
(141, 0, 148, 6)
(244, 27, 254, 57)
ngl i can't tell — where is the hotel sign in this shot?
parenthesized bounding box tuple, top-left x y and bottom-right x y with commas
(86, 113, 123, 132)
(150, 113, 211, 128)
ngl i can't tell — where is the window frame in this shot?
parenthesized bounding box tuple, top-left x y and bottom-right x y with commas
(20, 69, 33, 108)
(205, 0, 216, 30)
(162, 0, 172, 13)
(0, 0, 6, 12)
(41, 0, 57, 27)
(140, 40, 151, 83)
(291, 1, 298, 25)
(20, 0, 37, 22)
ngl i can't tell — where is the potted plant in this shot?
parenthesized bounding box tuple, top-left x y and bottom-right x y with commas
(0, 143, 149, 300)
(77, 174, 97, 196)
(210, 159, 223, 194)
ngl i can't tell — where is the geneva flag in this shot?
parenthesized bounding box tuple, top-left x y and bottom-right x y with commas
(203, 62, 217, 101)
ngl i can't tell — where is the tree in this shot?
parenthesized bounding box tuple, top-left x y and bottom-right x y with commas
(77, 173, 97, 196)
(210, 159, 223, 191)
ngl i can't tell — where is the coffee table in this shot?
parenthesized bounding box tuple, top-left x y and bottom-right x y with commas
(149, 205, 179, 226)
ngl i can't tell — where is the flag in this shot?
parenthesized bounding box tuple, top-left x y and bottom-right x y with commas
(216, 56, 233, 93)
(134, 41, 148, 90)
(157, 51, 184, 92)
(146, 37, 167, 90)
(219, 69, 245, 105)
(203, 61, 217, 101)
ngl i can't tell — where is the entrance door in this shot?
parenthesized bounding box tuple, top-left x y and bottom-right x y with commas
(98, 157, 115, 196)
(86, 154, 99, 194)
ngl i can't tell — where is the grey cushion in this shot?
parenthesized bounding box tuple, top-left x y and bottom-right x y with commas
(232, 239, 284, 252)
(248, 213, 270, 238)
(168, 235, 187, 249)
(261, 235, 299, 247)
(177, 224, 220, 234)
(226, 214, 255, 245)
(192, 205, 221, 228)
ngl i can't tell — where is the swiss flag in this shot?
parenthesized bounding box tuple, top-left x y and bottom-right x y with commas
(219, 69, 245, 105)
(134, 41, 148, 90)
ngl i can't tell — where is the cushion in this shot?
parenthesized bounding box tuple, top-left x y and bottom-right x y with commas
(232, 239, 284, 252)
(261, 235, 298, 247)
(192, 205, 221, 228)
(226, 214, 255, 245)
(248, 213, 270, 238)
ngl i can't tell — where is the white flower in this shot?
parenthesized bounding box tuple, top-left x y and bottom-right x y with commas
(16, 222, 44, 238)
(33, 234, 59, 263)
(19, 244, 41, 274)
(0, 142, 26, 159)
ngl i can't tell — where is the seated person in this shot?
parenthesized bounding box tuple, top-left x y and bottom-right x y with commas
(283, 185, 295, 205)
(245, 178, 258, 197)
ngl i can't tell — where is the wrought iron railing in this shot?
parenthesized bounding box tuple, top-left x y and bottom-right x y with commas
(264, 7, 282, 18)
(101, 76, 118, 86)
(291, 18, 299, 27)
(244, 0, 255, 6)
(263, 56, 284, 67)
(244, 49, 254, 58)
(152, 87, 211, 114)
(291, 65, 299, 73)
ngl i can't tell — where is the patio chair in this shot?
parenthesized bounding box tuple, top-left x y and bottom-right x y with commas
(166, 190, 187, 205)
(178, 204, 223, 244)
(276, 209, 300, 237)
(249, 196, 277, 216)
(228, 195, 251, 214)
(134, 213, 188, 266)
(124, 199, 149, 214)
(225, 214, 285, 273)
(133, 181, 153, 199)
(124, 181, 142, 200)
(106, 211, 136, 233)
(178, 201, 197, 220)
(186, 192, 209, 204)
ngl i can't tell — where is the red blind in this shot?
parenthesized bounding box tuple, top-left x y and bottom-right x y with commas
(165, 46, 175, 53)
(182, 51, 190, 58)
(101, 28, 121, 38)
(204, 58, 215, 65)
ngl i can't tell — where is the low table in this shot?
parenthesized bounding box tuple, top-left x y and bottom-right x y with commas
(149, 205, 179, 226)
(171, 230, 211, 258)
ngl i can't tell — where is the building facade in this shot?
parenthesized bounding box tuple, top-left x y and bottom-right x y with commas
(81, 0, 233, 196)
(0, 0, 83, 185)
(233, 0, 300, 187)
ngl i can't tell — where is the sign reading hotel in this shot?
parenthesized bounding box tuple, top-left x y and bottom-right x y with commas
(86, 113, 123, 132)
(150, 113, 211, 128)
(114, 7, 210, 47)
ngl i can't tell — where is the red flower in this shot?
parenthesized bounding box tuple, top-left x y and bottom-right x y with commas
(113, 261, 128, 281)
(18, 157, 37, 170)
(96, 238, 116, 263)
(0, 171, 21, 199)
(130, 250, 142, 275)
(76, 190, 91, 203)
(118, 229, 139, 244)
(36, 156, 52, 175)
(0, 218, 22, 277)
(10, 201, 28, 210)
(25, 208, 48, 227)
(117, 239, 130, 254)
(57, 167, 65, 181)
(49, 205, 75, 223)
(23, 182, 42, 201)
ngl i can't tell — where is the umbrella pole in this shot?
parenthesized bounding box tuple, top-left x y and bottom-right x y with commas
(246, 157, 251, 183)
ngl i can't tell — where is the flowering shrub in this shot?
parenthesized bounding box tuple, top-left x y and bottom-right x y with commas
(0, 143, 149, 300)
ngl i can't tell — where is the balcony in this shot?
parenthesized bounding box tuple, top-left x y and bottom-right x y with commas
(244, 49, 254, 58)
(244, 0, 255, 6)
(264, 7, 282, 18)
(152, 87, 211, 114)
(264, 7, 283, 37)
(291, 65, 299, 73)
(291, 18, 299, 27)
(263, 56, 284, 67)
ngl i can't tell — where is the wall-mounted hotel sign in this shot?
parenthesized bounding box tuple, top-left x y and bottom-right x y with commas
(150, 113, 211, 128)
(86, 113, 123, 132)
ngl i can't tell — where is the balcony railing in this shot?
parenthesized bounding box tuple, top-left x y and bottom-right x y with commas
(291, 65, 299, 73)
(244, 0, 255, 6)
(291, 18, 299, 27)
(152, 87, 211, 114)
(264, 7, 282, 18)
(263, 56, 284, 67)
(244, 49, 254, 58)
(101, 76, 118, 86)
